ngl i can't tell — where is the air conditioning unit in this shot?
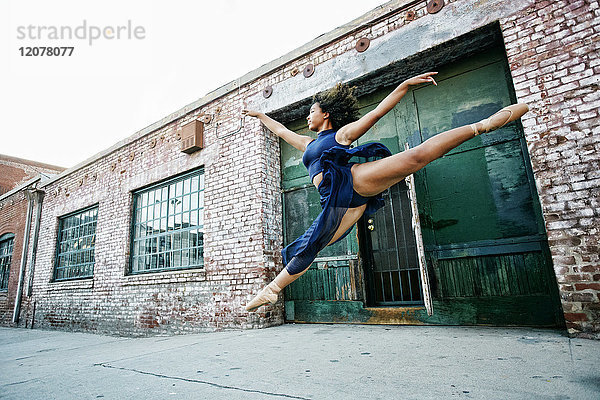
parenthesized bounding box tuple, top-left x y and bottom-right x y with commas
(180, 120, 204, 154)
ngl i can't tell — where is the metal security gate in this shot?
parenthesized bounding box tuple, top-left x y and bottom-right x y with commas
(360, 182, 423, 306)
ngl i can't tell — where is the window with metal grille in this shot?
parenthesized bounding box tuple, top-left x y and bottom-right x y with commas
(0, 234, 15, 290)
(130, 168, 204, 274)
(54, 206, 97, 281)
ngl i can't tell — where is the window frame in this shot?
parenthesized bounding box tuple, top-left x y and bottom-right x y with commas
(53, 205, 98, 282)
(0, 233, 15, 291)
(129, 168, 205, 275)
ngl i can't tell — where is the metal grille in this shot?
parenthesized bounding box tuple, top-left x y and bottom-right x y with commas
(0, 235, 14, 290)
(130, 169, 205, 274)
(54, 206, 97, 281)
(370, 181, 423, 305)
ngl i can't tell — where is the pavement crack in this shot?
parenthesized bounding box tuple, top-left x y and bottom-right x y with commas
(568, 337, 575, 371)
(3, 378, 41, 387)
(95, 363, 310, 400)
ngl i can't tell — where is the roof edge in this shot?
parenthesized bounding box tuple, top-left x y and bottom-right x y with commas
(0, 175, 44, 202)
(0, 153, 67, 172)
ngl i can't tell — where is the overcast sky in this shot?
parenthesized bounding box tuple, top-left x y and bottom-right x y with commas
(1, 0, 388, 169)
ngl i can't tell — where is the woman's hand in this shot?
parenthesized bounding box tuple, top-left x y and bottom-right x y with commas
(242, 109, 262, 118)
(403, 72, 438, 87)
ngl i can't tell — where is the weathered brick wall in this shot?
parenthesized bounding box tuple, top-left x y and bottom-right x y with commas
(0, 165, 29, 196)
(502, 0, 600, 338)
(29, 90, 287, 335)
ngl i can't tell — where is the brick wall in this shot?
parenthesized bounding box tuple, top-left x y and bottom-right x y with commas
(0, 190, 32, 325)
(28, 98, 286, 335)
(0, 155, 65, 195)
(0, 165, 29, 196)
(7, 0, 598, 337)
(26, 77, 301, 333)
(502, 0, 600, 338)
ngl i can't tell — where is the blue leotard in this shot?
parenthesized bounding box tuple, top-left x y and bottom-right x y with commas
(302, 129, 371, 207)
(282, 129, 392, 275)
(303, 129, 349, 181)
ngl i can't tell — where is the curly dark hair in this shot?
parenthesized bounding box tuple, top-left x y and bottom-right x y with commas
(312, 82, 360, 130)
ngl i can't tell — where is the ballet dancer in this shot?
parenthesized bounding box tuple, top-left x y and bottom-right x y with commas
(242, 72, 528, 311)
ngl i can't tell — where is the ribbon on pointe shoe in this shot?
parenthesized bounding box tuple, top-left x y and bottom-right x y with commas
(470, 103, 529, 136)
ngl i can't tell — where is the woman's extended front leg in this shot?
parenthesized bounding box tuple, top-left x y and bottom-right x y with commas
(351, 103, 529, 197)
(351, 124, 476, 196)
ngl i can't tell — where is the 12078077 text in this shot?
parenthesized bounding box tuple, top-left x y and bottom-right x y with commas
(19, 47, 75, 56)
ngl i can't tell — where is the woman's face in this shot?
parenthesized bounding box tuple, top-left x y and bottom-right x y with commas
(307, 103, 329, 131)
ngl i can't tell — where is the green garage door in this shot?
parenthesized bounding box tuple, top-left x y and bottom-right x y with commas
(281, 46, 564, 327)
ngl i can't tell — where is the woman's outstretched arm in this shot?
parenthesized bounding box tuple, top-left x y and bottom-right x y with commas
(336, 72, 438, 145)
(243, 109, 313, 151)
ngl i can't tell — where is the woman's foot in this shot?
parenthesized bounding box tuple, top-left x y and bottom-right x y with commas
(245, 282, 281, 312)
(470, 103, 529, 136)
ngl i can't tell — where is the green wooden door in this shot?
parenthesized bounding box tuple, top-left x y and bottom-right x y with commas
(280, 46, 563, 327)
(349, 90, 426, 307)
(395, 48, 563, 326)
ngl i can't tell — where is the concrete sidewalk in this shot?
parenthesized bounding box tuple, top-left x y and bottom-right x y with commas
(0, 324, 599, 400)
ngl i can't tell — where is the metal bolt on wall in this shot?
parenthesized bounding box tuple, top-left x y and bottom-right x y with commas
(303, 63, 315, 78)
(355, 37, 370, 52)
(427, 0, 444, 14)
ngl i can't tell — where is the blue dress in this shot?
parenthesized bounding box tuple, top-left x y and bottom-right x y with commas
(282, 129, 392, 275)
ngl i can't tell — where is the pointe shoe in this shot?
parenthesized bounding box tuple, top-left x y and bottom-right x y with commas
(470, 103, 529, 136)
(245, 282, 281, 312)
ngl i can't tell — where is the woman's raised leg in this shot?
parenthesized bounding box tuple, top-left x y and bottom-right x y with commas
(352, 103, 528, 197)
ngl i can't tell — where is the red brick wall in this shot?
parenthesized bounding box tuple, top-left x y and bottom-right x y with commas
(0, 156, 65, 195)
(502, 0, 600, 338)
(0, 191, 31, 325)
(0, 165, 29, 196)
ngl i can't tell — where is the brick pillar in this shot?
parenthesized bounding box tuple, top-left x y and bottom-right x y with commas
(502, 0, 600, 338)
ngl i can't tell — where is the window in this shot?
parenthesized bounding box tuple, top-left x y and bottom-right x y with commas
(54, 206, 97, 281)
(0, 234, 15, 290)
(130, 169, 204, 274)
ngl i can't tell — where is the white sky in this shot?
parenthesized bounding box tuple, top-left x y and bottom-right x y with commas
(1, 0, 388, 168)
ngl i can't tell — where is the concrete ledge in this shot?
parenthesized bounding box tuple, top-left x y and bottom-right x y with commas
(122, 268, 207, 286)
(250, 0, 534, 115)
(45, 278, 94, 291)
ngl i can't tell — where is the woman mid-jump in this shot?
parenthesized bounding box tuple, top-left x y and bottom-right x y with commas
(242, 72, 528, 311)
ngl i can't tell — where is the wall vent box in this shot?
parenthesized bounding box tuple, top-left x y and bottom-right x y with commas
(181, 120, 204, 154)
